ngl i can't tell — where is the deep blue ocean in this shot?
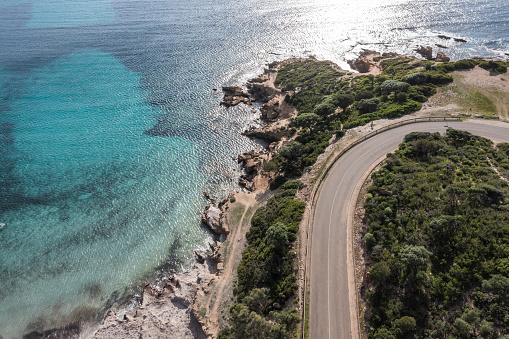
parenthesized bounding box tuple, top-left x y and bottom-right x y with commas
(0, 0, 507, 337)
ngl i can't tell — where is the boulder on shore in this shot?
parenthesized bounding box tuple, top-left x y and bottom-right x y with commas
(347, 55, 372, 73)
(415, 46, 433, 60)
(435, 52, 450, 62)
(201, 203, 229, 235)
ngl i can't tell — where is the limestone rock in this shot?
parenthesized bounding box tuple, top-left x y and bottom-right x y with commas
(202, 203, 229, 235)
(221, 86, 251, 107)
(260, 101, 281, 120)
(248, 83, 279, 103)
(347, 55, 372, 73)
(93, 263, 213, 339)
(435, 52, 450, 62)
(415, 46, 433, 60)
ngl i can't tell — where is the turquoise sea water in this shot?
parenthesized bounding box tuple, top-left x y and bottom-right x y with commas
(0, 0, 507, 337)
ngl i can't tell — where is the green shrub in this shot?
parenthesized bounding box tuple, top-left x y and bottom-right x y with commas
(369, 261, 391, 284)
(405, 72, 431, 85)
(396, 92, 407, 102)
(430, 73, 453, 84)
(355, 90, 374, 101)
(334, 93, 355, 111)
(281, 180, 302, 190)
(380, 80, 410, 94)
(400, 245, 432, 269)
(479, 60, 508, 73)
(395, 316, 416, 333)
(435, 62, 456, 73)
(358, 97, 380, 113)
(454, 59, 478, 70)
(270, 175, 287, 190)
(363, 130, 509, 336)
(279, 141, 303, 160)
(291, 113, 321, 127)
(313, 101, 336, 116)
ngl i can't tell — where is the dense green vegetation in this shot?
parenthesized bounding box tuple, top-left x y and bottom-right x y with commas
(223, 56, 508, 338)
(265, 56, 497, 184)
(478, 60, 509, 74)
(362, 129, 509, 338)
(220, 181, 306, 338)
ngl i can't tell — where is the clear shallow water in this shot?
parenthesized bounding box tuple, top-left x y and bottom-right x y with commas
(0, 0, 507, 337)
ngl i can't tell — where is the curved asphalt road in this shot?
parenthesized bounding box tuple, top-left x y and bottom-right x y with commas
(309, 121, 509, 339)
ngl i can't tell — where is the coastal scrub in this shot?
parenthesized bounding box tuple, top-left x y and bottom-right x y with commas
(362, 130, 509, 338)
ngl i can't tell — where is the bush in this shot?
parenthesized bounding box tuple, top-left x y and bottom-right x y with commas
(479, 60, 508, 73)
(454, 318, 472, 336)
(355, 90, 374, 101)
(412, 84, 437, 97)
(454, 59, 478, 70)
(403, 131, 434, 142)
(378, 100, 422, 119)
(334, 93, 355, 111)
(279, 141, 303, 159)
(436, 62, 456, 73)
(364, 232, 375, 249)
(313, 101, 336, 116)
(395, 316, 416, 333)
(291, 113, 321, 127)
(380, 80, 410, 94)
(400, 245, 432, 269)
(281, 180, 301, 190)
(270, 175, 287, 190)
(369, 261, 391, 284)
(396, 92, 407, 102)
(430, 73, 453, 85)
(358, 97, 380, 113)
(363, 131, 509, 336)
(405, 72, 431, 85)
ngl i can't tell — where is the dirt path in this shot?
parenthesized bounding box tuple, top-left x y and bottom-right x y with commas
(194, 191, 261, 337)
(210, 193, 255, 333)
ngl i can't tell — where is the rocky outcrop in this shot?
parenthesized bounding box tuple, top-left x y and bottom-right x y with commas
(236, 150, 267, 191)
(247, 82, 280, 103)
(414, 46, 450, 62)
(415, 46, 433, 60)
(260, 100, 281, 120)
(195, 242, 222, 264)
(435, 52, 450, 62)
(348, 55, 372, 73)
(237, 151, 263, 175)
(202, 203, 228, 235)
(94, 262, 214, 339)
(221, 86, 252, 107)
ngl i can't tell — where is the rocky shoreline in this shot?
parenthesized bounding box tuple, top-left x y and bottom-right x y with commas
(89, 60, 292, 339)
(68, 52, 404, 339)
(34, 48, 507, 339)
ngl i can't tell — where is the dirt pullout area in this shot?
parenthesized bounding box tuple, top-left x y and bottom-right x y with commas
(421, 66, 509, 120)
